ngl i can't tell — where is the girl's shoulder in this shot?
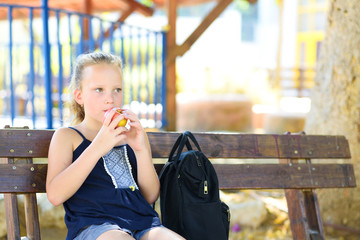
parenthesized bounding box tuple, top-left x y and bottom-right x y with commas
(51, 127, 84, 147)
(53, 126, 78, 138)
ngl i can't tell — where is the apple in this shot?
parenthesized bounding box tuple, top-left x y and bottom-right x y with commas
(103, 108, 127, 127)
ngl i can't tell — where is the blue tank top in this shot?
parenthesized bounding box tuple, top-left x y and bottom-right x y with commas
(63, 128, 161, 240)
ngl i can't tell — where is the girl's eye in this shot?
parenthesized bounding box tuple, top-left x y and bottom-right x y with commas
(95, 88, 103, 93)
(115, 88, 122, 93)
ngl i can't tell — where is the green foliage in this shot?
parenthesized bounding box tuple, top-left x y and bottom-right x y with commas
(234, 0, 251, 12)
(139, 0, 154, 7)
(233, 0, 258, 18)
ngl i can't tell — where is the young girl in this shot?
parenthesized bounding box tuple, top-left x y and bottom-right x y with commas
(46, 51, 185, 240)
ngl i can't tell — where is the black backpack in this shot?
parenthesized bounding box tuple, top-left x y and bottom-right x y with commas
(159, 131, 230, 240)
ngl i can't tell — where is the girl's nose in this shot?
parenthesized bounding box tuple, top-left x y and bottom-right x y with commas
(105, 93, 114, 104)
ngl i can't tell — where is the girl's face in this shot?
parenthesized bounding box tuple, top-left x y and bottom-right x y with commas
(74, 63, 123, 125)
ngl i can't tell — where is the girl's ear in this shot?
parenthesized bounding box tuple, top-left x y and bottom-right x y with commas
(73, 88, 84, 105)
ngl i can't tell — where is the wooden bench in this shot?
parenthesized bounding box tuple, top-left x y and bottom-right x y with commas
(0, 127, 356, 240)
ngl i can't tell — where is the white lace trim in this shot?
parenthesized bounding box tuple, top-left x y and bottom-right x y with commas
(103, 156, 118, 188)
(123, 146, 138, 190)
(102, 145, 138, 190)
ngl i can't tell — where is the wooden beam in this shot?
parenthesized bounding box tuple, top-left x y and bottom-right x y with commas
(119, 7, 135, 22)
(167, 0, 233, 64)
(97, 0, 154, 44)
(98, 10, 132, 41)
(121, 0, 154, 17)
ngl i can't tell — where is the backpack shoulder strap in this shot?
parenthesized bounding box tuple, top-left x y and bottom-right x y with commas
(158, 161, 172, 180)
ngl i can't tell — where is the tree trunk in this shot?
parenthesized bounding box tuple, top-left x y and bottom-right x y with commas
(304, 0, 360, 232)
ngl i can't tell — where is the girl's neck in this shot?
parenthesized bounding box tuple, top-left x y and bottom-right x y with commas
(77, 120, 101, 141)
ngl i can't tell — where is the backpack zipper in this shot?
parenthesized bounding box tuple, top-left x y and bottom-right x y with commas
(195, 153, 201, 166)
(193, 152, 209, 195)
(204, 180, 208, 194)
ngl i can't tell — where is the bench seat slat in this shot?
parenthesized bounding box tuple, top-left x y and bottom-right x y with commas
(0, 163, 355, 193)
(0, 130, 351, 159)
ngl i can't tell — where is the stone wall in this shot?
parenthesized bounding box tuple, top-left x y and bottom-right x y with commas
(304, 0, 360, 229)
(262, 112, 306, 134)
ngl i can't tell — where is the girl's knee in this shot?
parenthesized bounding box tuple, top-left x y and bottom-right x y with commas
(97, 229, 134, 240)
(140, 227, 186, 240)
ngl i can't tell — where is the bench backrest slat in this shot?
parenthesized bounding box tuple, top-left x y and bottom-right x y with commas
(213, 163, 356, 189)
(0, 163, 355, 193)
(0, 164, 47, 193)
(0, 130, 351, 159)
(0, 129, 53, 158)
(150, 132, 351, 159)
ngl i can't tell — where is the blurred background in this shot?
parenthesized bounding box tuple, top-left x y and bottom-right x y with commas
(3, 0, 359, 239)
(0, 0, 325, 134)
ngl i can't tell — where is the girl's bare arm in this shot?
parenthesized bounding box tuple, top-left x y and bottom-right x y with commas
(46, 128, 105, 206)
(123, 110, 160, 204)
(46, 113, 127, 206)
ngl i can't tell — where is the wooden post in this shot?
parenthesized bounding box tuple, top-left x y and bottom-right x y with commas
(165, 0, 177, 131)
(303, 190, 324, 238)
(3, 193, 21, 240)
(82, 0, 92, 51)
(284, 189, 311, 240)
(1, 126, 41, 240)
(280, 132, 325, 240)
(23, 156, 41, 240)
(275, 0, 283, 100)
(1, 157, 21, 240)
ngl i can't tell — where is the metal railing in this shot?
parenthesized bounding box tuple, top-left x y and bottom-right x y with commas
(268, 67, 315, 98)
(0, 3, 167, 129)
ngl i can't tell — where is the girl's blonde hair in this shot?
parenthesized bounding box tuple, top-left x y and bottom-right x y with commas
(68, 51, 123, 125)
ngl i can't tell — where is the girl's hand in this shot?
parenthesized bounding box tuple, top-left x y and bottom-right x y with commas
(120, 110, 158, 204)
(92, 109, 127, 156)
(121, 109, 148, 152)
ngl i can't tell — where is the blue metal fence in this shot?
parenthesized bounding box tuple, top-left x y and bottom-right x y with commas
(0, 2, 167, 129)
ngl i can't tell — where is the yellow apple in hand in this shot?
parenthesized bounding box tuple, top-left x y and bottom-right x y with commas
(103, 108, 127, 127)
